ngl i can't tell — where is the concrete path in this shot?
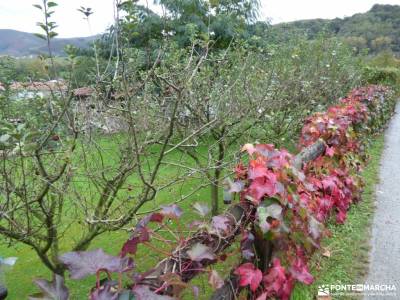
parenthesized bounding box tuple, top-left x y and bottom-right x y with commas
(365, 102, 400, 299)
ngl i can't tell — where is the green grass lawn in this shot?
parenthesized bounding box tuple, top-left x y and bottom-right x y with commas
(0, 134, 383, 299)
(291, 135, 384, 300)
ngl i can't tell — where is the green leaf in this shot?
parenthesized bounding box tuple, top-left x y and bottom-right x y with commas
(32, 4, 42, 10)
(34, 33, 47, 40)
(47, 1, 58, 8)
(49, 32, 58, 38)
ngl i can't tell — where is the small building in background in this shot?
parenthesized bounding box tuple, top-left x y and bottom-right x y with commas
(10, 80, 67, 100)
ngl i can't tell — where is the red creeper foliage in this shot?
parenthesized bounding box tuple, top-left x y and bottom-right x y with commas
(41, 85, 395, 300)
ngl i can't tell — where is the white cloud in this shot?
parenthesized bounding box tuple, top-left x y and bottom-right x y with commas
(0, 0, 399, 38)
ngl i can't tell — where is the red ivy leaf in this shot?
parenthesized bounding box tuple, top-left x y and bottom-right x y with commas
(325, 146, 335, 157)
(263, 258, 294, 300)
(120, 227, 150, 257)
(234, 263, 262, 292)
(247, 174, 278, 202)
(248, 158, 270, 180)
(235, 163, 247, 179)
(289, 257, 314, 285)
(149, 213, 164, 223)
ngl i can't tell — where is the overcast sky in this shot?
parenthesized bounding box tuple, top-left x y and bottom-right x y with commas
(0, 0, 399, 38)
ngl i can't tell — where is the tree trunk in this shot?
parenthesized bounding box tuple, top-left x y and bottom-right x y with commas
(211, 180, 219, 216)
(211, 140, 225, 215)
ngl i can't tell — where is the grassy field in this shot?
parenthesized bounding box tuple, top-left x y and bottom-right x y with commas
(0, 135, 384, 299)
(292, 135, 384, 300)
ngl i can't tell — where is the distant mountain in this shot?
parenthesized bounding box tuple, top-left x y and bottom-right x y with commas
(267, 4, 400, 54)
(0, 29, 97, 57)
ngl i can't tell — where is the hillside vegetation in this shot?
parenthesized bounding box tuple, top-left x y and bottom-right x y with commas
(267, 4, 400, 54)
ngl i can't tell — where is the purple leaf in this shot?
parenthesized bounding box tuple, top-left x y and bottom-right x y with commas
(241, 231, 255, 260)
(212, 215, 230, 233)
(132, 286, 173, 300)
(149, 213, 164, 223)
(137, 213, 163, 229)
(120, 237, 140, 257)
(161, 204, 183, 219)
(308, 216, 323, 240)
(29, 274, 69, 300)
(187, 243, 216, 262)
(59, 249, 134, 280)
(120, 227, 150, 257)
(229, 180, 245, 193)
(192, 202, 210, 217)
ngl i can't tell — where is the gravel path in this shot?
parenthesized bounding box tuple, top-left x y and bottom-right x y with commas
(364, 102, 400, 299)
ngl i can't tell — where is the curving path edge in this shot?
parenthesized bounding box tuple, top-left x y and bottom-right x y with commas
(365, 102, 400, 299)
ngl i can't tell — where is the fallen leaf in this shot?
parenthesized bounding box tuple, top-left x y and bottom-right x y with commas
(322, 248, 331, 258)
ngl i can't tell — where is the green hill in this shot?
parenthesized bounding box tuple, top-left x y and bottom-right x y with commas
(267, 4, 400, 54)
